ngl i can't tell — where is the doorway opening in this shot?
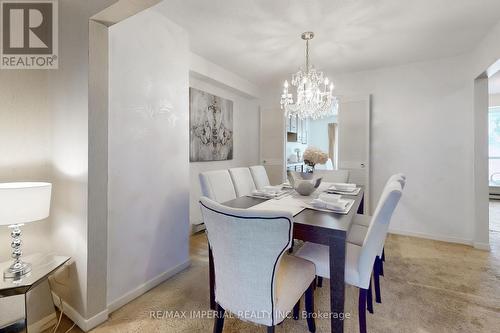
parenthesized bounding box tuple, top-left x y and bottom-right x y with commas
(488, 71, 500, 236)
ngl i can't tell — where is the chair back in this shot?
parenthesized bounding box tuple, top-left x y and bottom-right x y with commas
(199, 170, 237, 203)
(229, 167, 257, 196)
(374, 173, 406, 257)
(389, 173, 407, 188)
(358, 180, 403, 288)
(313, 169, 350, 183)
(200, 197, 293, 326)
(249, 165, 271, 190)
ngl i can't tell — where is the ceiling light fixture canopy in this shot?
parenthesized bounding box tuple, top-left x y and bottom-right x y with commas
(280, 32, 338, 120)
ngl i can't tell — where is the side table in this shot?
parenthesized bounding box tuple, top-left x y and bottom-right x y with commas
(0, 254, 70, 332)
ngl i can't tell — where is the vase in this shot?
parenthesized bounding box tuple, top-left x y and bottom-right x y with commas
(287, 172, 322, 196)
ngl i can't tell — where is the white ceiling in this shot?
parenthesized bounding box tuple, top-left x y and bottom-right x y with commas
(157, 0, 500, 85)
(490, 71, 500, 94)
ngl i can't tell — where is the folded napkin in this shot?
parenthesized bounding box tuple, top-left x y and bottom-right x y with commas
(252, 189, 289, 198)
(263, 185, 282, 193)
(318, 193, 341, 203)
(311, 198, 349, 211)
(330, 183, 357, 191)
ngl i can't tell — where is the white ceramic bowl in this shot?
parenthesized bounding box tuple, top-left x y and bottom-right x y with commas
(287, 173, 322, 196)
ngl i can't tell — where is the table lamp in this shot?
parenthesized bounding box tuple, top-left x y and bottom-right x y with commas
(0, 182, 52, 278)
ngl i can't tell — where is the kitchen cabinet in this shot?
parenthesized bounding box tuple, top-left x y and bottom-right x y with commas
(286, 116, 307, 144)
(289, 115, 297, 133)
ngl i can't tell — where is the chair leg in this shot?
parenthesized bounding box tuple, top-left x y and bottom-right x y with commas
(305, 280, 316, 333)
(317, 276, 323, 288)
(358, 289, 367, 333)
(382, 248, 386, 262)
(267, 326, 275, 333)
(213, 303, 225, 333)
(374, 259, 382, 303)
(367, 277, 374, 314)
(293, 299, 300, 320)
(378, 255, 384, 277)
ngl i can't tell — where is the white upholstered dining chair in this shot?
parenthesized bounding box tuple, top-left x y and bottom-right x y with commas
(296, 181, 403, 333)
(199, 197, 317, 333)
(249, 165, 271, 189)
(229, 167, 257, 197)
(199, 170, 237, 203)
(312, 169, 350, 183)
(353, 174, 406, 230)
(346, 174, 406, 304)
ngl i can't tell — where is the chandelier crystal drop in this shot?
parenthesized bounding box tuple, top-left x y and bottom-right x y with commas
(280, 32, 338, 120)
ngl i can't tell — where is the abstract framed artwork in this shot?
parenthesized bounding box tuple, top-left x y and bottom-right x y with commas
(189, 88, 233, 162)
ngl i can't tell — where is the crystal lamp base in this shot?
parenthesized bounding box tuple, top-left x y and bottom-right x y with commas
(4, 260, 32, 279)
(3, 223, 32, 279)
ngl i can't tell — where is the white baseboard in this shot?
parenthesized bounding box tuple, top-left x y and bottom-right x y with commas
(51, 293, 109, 332)
(85, 308, 109, 331)
(473, 242, 491, 251)
(388, 228, 474, 246)
(191, 223, 206, 234)
(50, 259, 191, 332)
(390, 228, 492, 251)
(107, 259, 191, 313)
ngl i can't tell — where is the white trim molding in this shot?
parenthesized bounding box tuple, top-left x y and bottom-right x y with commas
(51, 260, 190, 331)
(192, 223, 206, 234)
(107, 260, 191, 313)
(473, 242, 491, 251)
(52, 293, 109, 332)
(189, 52, 262, 99)
(390, 228, 489, 251)
(473, 74, 491, 251)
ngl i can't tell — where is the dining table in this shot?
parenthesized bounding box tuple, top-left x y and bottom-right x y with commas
(208, 182, 365, 333)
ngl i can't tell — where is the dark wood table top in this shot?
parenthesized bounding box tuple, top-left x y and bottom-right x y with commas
(222, 186, 365, 233)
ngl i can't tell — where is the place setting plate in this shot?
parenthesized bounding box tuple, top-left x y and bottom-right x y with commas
(246, 186, 293, 200)
(303, 197, 356, 215)
(326, 183, 361, 196)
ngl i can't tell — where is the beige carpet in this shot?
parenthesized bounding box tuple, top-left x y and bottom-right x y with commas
(52, 224, 500, 333)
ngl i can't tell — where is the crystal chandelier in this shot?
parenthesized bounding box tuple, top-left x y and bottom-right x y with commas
(280, 32, 338, 120)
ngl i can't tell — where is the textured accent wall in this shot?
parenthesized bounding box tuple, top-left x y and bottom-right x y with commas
(107, 7, 190, 305)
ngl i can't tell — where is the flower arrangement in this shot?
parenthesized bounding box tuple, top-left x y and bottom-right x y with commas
(303, 146, 328, 168)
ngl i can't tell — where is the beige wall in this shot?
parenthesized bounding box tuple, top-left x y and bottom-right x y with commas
(107, 4, 191, 307)
(0, 1, 117, 323)
(0, 70, 54, 329)
(0, 71, 52, 260)
(330, 54, 477, 244)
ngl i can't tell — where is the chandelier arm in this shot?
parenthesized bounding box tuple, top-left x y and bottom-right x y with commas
(306, 39, 309, 74)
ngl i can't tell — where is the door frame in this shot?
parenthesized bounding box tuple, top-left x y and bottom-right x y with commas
(337, 94, 371, 213)
(473, 59, 500, 251)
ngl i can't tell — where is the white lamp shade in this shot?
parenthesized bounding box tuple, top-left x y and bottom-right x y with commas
(0, 182, 52, 226)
